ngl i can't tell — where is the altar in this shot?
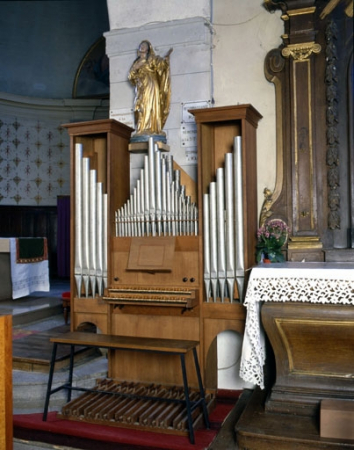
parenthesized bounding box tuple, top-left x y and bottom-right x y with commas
(0, 238, 50, 300)
(236, 262, 354, 449)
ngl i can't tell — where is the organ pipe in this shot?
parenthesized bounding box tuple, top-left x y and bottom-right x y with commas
(203, 193, 211, 301)
(81, 157, 90, 298)
(216, 168, 226, 303)
(209, 182, 218, 302)
(74, 150, 107, 299)
(115, 137, 198, 238)
(89, 169, 97, 298)
(74, 144, 83, 298)
(103, 193, 108, 290)
(96, 182, 104, 297)
(234, 136, 245, 299)
(203, 136, 245, 303)
(225, 153, 236, 302)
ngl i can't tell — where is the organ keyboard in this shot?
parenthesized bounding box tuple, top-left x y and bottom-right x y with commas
(103, 286, 198, 309)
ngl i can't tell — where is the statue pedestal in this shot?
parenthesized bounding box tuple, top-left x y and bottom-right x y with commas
(128, 141, 170, 153)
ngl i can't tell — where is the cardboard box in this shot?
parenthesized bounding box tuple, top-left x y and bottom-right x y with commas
(320, 399, 354, 440)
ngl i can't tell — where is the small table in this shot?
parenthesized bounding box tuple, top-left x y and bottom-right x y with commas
(43, 332, 209, 444)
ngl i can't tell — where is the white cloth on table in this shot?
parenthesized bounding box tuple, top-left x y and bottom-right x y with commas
(239, 262, 354, 389)
(9, 237, 50, 299)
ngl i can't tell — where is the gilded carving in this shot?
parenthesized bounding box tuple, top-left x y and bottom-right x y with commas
(327, 126, 339, 145)
(328, 189, 340, 210)
(288, 236, 323, 249)
(263, 0, 287, 14)
(326, 144, 339, 166)
(328, 166, 340, 188)
(328, 210, 341, 230)
(282, 42, 321, 60)
(266, 48, 285, 74)
(320, 0, 353, 19)
(259, 188, 274, 227)
(326, 104, 338, 125)
(325, 20, 341, 230)
(325, 64, 338, 84)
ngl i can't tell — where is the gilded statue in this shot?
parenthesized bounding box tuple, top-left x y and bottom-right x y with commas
(259, 187, 274, 227)
(128, 40, 173, 143)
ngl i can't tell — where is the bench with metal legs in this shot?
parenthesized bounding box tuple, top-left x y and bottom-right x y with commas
(43, 332, 210, 444)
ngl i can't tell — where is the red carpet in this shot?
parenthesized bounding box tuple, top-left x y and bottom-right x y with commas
(13, 400, 236, 450)
(12, 329, 39, 340)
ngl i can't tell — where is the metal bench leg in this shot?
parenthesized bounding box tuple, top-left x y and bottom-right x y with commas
(193, 347, 210, 429)
(43, 342, 58, 421)
(180, 353, 195, 445)
(67, 344, 75, 402)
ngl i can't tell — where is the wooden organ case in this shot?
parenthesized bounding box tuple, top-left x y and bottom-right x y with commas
(64, 104, 261, 418)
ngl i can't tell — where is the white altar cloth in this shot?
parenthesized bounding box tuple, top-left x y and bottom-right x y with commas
(0, 238, 50, 299)
(239, 262, 354, 389)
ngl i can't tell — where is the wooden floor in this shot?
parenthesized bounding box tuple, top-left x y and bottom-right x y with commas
(13, 324, 101, 372)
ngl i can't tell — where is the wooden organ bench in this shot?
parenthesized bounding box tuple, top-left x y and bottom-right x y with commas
(43, 331, 210, 444)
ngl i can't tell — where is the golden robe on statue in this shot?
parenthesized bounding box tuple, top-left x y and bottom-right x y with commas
(129, 41, 172, 140)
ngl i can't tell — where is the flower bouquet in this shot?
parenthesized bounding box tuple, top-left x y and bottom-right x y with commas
(256, 219, 290, 263)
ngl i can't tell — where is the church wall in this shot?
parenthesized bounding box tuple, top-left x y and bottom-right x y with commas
(105, 0, 282, 215)
(212, 3, 283, 213)
(0, 93, 108, 206)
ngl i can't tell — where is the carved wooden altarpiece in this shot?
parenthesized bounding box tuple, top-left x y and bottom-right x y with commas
(260, 0, 353, 263)
(236, 1, 354, 449)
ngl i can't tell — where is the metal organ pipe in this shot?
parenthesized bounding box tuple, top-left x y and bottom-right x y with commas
(74, 150, 107, 299)
(203, 137, 245, 303)
(161, 158, 167, 236)
(203, 193, 211, 301)
(74, 144, 83, 298)
(89, 169, 97, 298)
(96, 182, 104, 297)
(209, 182, 218, 303)
(81, 157, 90, 297)
(115, 137, 198, 238)
(102, 193, 108, 290)
(225, 153, 236, 303)
(233, 136, 245, 299)
(216, 168, 226, 303)
(144, 155, 150, 236)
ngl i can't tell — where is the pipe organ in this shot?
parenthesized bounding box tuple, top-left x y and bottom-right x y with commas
(65, 104, 262, 396)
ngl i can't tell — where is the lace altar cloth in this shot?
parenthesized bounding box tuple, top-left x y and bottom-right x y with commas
(8, 238, 50, 299)
(239, 262, 354, 389)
